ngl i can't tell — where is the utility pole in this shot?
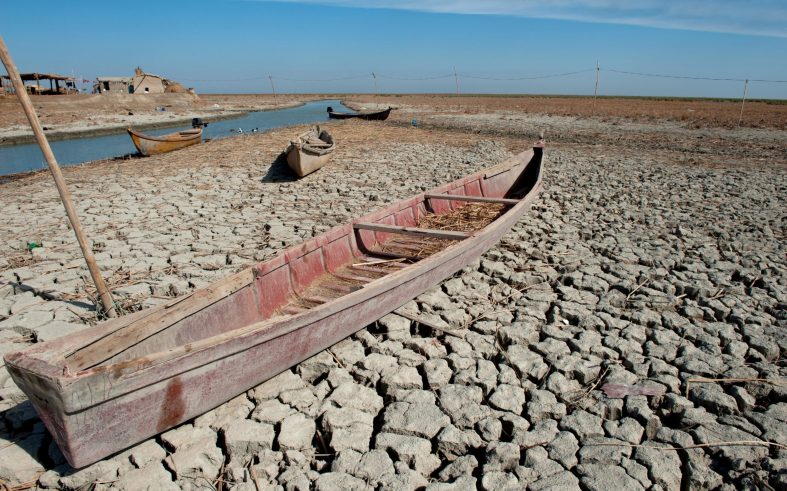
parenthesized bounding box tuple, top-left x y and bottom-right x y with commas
(268, 75, 276, 99)
(593, 60, 600, 111)
(737, 79, 748, 127)
(453, 66, 460, 95)
(372, 72, 378, 94)
(0, 37, 116, 317)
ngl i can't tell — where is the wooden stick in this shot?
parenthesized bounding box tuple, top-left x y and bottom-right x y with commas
(424, 193, 519, 205)
(585, 440, 787, 451)
(393, 307, 460, 334)
(0, 37, 116, 317)
(354, 222, 470, 241)
(625, 278, 650, 303)
(249, 463, 263, 491)
(351, 257, 406, 267)
(685, 377, 784, 396)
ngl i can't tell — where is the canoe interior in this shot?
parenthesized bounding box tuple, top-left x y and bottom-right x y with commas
(128, 127, 203, 156)
(62, 147, 542, 373)
(290, 127, 335, 156)
(327, 107, 391, 121)
(285, 127, 335, 177)
(128, 128, 202, 142)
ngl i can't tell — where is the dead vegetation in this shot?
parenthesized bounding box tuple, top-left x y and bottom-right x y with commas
(348, 93, 787, 130)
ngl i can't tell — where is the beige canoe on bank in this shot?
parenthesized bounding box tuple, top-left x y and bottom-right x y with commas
(284, 126, 335, 177)
(127, 127, 203, 156)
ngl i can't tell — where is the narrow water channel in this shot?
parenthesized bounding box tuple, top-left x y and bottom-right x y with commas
(0, 99, 350, 177)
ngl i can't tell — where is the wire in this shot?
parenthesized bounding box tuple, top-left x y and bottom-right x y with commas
(461, 68, 596, 81)
(274, 74, 369, 82)
(175, 76, 267, 82)
(161, 67, 787, 86)
(375, 73, 454, 81)
(605, 68, 787, 84)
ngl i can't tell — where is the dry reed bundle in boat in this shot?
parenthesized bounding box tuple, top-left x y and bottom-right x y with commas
(418, 202, 506, 232)
(285, 203, 508, 312)
(380, 202, 507, 258)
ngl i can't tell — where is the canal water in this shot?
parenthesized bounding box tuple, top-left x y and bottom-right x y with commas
(0, 99, 350, 177)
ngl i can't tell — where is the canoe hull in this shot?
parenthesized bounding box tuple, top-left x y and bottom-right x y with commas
(5, 145, 543, 468)
(285, 128, 335, 177)
(328, 107, 391, 121)
(127, 128, 202, 156)
(286, 149, 332, 177)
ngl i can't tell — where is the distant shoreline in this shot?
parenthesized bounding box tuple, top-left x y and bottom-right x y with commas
(0, 101, 306, 147)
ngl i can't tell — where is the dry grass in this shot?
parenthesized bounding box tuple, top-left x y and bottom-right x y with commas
(418, 202, 505, 232)
(380, 202, 506, 258)
(348, 94, 787, 130)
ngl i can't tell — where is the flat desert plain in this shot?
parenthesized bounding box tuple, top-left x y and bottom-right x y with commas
(0, 94, 785, 490)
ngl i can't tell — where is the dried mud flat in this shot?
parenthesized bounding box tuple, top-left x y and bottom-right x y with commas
(0, 98, 786, 490)
(0, 93, 307, 145)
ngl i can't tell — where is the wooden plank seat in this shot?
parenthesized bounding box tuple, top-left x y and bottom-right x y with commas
(331, 271, 377, 283)
(301, 295, 334, 305)
(353, 222, 470, 241)
(364, 249, 424, 262)
(319, 283, 355, 294)
(349, 264, 396, 275)
(355, 256, 409, 268)
(281, 305, 307, 315)
(381, 241, 432, 253)
(424, 193, 520, 205)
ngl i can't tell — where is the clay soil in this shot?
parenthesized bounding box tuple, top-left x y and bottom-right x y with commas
(346, 94, 787, 130)
(2, 93, 784, 137)
(0, 93, 785, 489)
(0, 93, 309, 145)
(0, 93, 308, 129)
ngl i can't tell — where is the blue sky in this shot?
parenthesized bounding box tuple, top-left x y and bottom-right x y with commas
(2, 0, 786, 99)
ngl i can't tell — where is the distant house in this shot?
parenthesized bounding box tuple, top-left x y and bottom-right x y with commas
(94, 76, 132, 93)
(131, 67, 165, 94)
(94, 67, 188, 94)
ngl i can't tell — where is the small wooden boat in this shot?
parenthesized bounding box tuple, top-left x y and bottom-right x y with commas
(284, 126, 335, 177)
(127, 127, 203, 156)
(4, 141, 544, 468)
(327, 106, 392, 121)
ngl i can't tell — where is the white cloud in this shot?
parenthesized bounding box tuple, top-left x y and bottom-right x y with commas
(259, 0, 787, 38)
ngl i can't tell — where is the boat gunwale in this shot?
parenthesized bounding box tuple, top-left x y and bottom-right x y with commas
(286, 129, 335, 157)
(127, 127, 203, 143)
(327, 107, 392, 119)
(4, 147, 543, 411)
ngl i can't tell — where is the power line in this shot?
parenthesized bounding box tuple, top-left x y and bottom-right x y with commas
(274, 74, 369, 82)
(154, 67, 787, 85)
(461, 68, 595, 81)
(375, 73, 454, 81)
(605, 68, 787, 84)
(176, 76, 267, 82)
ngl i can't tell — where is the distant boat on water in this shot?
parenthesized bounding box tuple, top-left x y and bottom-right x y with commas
(327, 106, 392, 121)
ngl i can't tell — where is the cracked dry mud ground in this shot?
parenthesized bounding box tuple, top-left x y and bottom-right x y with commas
(0, 112, 785, 490)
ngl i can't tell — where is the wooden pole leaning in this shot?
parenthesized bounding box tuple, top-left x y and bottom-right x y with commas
(0, 37, 116, 318)
(268, 75, 276, 99)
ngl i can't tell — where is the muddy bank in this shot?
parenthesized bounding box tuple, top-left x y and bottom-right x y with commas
(0, 110, 785, 489)
(0, 92, 309, 146)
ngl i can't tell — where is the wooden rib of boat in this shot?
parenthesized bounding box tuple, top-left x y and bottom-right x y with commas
(285, 126, 335, 177)
(127, 127, 202, 156)
(4, 141, 544, 468)
(327, 106, 392, 121)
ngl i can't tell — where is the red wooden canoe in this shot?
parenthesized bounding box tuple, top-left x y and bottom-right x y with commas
(4, 142, 544, 468)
